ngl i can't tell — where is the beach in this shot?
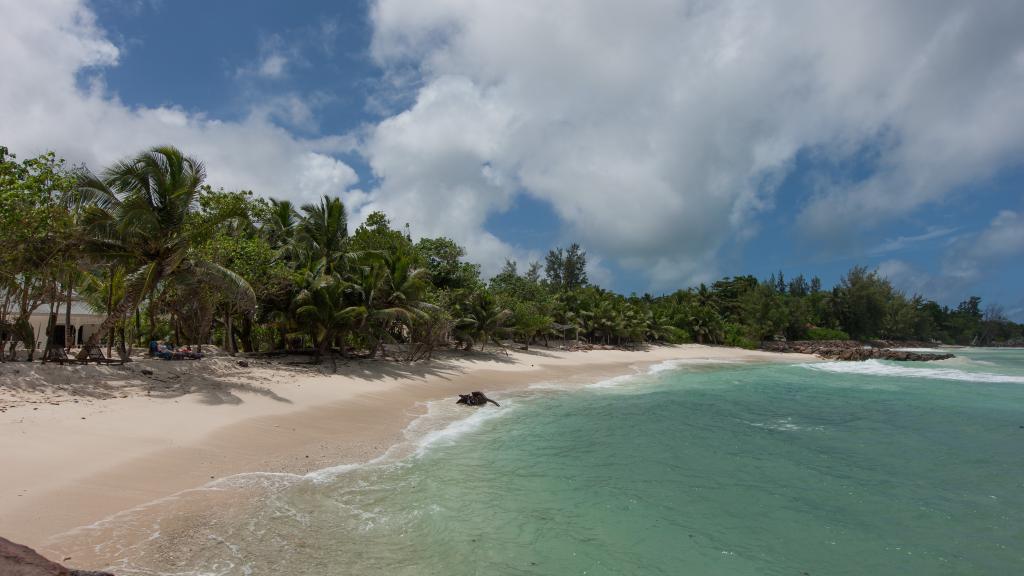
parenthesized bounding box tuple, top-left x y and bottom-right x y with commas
(0, 344, 811, 566)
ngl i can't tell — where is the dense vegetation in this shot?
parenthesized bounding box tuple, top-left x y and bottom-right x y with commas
(2, 145, 1021, 364)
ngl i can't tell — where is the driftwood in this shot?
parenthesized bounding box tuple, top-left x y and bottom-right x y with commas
(456, 391, 500, 407)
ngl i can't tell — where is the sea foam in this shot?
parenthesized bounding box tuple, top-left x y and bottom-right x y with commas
(802, 359, 1024, 384)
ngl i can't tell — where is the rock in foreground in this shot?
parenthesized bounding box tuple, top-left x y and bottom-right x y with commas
(456, 391, 500, 406)
(0, 536, 114, 576)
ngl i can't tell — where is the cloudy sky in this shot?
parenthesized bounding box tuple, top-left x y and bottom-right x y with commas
(3, 0, 1023, 317)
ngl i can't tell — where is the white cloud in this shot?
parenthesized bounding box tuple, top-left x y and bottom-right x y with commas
(943, 210, 1024, 281)
(876, 259, 935, 297)
(869, 227, 958, 256)
(0, 0, 356, 205)
(236, 34, 296, 80)
(257, 53, 289, 78)
(877, 210, 1024, 305)
(363, 0, 1024, 289)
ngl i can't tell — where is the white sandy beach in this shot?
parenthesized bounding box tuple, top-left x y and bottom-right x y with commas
(0, 344, 814, 564)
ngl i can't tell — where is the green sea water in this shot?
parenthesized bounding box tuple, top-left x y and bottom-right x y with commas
(88, 349, 1024, 575)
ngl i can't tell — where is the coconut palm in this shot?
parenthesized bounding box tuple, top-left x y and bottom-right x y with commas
(264, 198, 299, 250)
(344, 252, 431, 357)
(296, 195, 349, 275)
(294, 273, 357, 370)
(74, 146, 254, 358)
(456, 290, 512, 352)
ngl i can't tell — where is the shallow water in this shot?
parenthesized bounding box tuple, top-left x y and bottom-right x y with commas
(65, 349, 1024, 575)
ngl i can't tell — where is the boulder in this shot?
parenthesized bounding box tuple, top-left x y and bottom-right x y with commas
(456, 391, 500, 407)
(0, 536, 115, 576)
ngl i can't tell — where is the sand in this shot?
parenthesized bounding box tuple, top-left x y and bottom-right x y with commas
(0, 344, 814, 562)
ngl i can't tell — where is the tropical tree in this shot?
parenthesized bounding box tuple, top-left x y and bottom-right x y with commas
(294, 274, 357, 370)
(296, 195, 350, 275)
(456, 290, 512, 351)
(74, 146, 254, 358)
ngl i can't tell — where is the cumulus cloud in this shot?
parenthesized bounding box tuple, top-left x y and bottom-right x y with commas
(363, 0, 1024, 288)
(0, 0, 357, 204)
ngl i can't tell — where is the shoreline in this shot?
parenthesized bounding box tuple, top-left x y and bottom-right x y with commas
(0, 344, 815, 567)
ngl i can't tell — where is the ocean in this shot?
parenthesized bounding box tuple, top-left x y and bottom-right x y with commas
(69, 348, 1024, 575)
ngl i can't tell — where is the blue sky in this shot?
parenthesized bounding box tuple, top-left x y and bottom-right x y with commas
(3, 0, 1023, 318)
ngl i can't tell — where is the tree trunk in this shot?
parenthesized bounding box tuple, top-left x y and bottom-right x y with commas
(41, 299, 56, 363)
(223, 311, 234, 354)
(77, 287, 144, 360)
(241, 315, 255, 353)
(64, 275, 73, 351)
(147, 304, 158, 347)
(105, 274, 114, 357)
(118, 321, 128, 358)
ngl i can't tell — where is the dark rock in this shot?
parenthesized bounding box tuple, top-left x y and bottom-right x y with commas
(0, 536, 115, 575)
(761, 340, 954, 362)
(140, 368, 153, 376)
(456, 391, 500, 407)
(236, 360, 249, 368)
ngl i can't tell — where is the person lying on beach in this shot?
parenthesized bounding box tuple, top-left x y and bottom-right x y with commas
(180, 345, 203, 360)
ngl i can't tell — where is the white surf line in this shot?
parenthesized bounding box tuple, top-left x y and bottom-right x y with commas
(802, 359, 1024, 384)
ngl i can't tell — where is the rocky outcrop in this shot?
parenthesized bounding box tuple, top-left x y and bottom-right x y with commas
(456, 391, 500, 406)
(0, 536, 114, 576)
(762, 340, 954, 361)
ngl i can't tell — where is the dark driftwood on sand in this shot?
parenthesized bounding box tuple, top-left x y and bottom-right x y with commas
(456, 391, 500, 407)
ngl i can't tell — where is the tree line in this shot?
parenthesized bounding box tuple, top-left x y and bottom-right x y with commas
(1, 145, 1020, 365)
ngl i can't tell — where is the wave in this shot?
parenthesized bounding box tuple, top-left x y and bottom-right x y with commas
(587, 358, 741, 389)
(802, 359, 1024, 384)
(745, 417, 824, 432)
(408, 399, 514, 456)
(647, 358, 740, 373)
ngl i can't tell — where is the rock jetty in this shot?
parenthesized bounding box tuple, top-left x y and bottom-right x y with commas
(761, 340, 954, 361)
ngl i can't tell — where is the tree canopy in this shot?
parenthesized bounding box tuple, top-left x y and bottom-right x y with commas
(2, 143, 1021, 364)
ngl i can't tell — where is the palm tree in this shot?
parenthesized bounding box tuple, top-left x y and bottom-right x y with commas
(294, 273, 357, 370)
(296, 195, 349, 275)
(689, 304, 722, 344)
(74, 146, 254, 358)
(456, 291, 512, 352)
(264, 198, 299, 250)
(344, 252, 431, 357)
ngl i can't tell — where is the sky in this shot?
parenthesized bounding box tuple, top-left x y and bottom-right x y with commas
(2, 0, 1023, 318)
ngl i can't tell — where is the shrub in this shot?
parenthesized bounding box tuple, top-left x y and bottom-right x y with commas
(807, 327, 850, 341)
(723, 323, 758, 349)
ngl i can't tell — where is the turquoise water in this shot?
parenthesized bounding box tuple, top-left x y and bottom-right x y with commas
(85, 349, 1024, 575)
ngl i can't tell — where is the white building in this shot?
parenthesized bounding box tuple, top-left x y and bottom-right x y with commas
(27, 299, 106, 349)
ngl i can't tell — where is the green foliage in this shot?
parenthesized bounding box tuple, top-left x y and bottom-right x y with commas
(545, 243, 587, 292)
(414, 236, 481, 291)
(806, 327, 850, 341)
(3, 142, 1021, 362)
(722, 323, 758, 349)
